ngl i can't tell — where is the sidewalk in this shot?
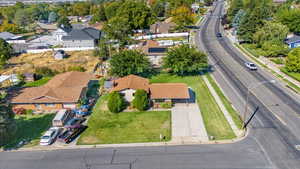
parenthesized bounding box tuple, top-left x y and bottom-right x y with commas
(202, 76, 242, 137)
(226, 30, 300, 92)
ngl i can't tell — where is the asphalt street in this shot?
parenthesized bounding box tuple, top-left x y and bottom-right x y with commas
(0, 1, 300, 169)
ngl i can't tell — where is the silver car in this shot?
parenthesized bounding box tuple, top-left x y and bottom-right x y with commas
(40, 127, 61, 146)
(245, 62, 258, 70)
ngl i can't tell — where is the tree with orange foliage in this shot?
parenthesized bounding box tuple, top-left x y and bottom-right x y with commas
(171, 5, 195, 31)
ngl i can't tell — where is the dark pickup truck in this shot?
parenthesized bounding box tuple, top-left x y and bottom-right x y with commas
(57, 125, 87, 144)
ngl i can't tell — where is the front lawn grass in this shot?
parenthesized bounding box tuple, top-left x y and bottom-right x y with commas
(23, 77, 51, 87)
(206, 75, 243, 129)
(150, 73, 236, 140)
(3, 113, 55, 149)
(77, 95, 171, 144)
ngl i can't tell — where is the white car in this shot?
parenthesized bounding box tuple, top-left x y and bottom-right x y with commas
(40, 127, 61, 146)
(245, 62, 258, 70)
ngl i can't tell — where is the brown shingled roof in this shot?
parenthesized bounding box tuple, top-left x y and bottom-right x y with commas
(111, 75, 149, 92)
(11, 71, 93, 104)
(149, 83, 190, 99)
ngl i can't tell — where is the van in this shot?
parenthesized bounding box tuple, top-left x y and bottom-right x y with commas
(52, 109, 73, 127)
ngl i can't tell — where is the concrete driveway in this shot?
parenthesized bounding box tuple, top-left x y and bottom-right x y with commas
(171, 103, 208, 142)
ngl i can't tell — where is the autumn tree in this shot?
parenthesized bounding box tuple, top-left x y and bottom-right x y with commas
(171, 5, 195, 31)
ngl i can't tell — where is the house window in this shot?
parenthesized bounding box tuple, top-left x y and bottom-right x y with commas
(45, 104, 55, 107)
(35, 104, 42, 109)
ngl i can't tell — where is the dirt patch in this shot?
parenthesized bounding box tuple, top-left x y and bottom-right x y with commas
(2, 50, 99, 74)
(79, 136, 100, 144)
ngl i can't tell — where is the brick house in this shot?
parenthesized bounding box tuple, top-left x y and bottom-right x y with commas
(11, 71, 93, 111)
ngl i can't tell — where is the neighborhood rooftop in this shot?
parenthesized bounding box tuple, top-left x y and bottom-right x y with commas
(11, 71, 93, 104)
(111, 75, 150, 92)
(149, 83, 190, 99)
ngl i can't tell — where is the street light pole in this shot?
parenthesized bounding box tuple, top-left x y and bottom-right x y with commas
(242, 80, 276, 129)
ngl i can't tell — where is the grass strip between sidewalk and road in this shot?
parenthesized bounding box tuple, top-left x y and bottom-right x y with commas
(206, 74, 243, 129)
(234, 43, 300, 93)
(150, 73, 236, 140)
(77, 94, 171, 145)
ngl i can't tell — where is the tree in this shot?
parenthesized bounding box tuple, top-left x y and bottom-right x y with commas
(57, 16, 72, 30)
(94, 39, 109, 61)
(109, 50, 151, 77)
(132, 89, 148, 111)
(286, 48, 300, 73)
(90, 4, 107, 23)
(0, 104, 16, 146)
(103, 16, 132, 47)
(276, 8, 300, 33)
(0, 19, 22, 34)
(116, 1, 155, 30)
(171, 5, 195, 31)
(261, 41, 289, 57)
(151, 0, 166, 17)
(48, 11, 58, 23)
(14, 9, 32, 27)
(107, 91, 125, 113)
(163, 44, 208, 75)
(253, 21, 289, 47)
(104, 1, 121, 20)
(0, 39, 13, 67)
(232, 9, 246, 28)
(71, 2, 91, 16)
(227, 0, 243, 23)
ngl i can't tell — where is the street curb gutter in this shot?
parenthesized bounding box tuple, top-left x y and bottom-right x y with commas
(2, 129, 249, 152)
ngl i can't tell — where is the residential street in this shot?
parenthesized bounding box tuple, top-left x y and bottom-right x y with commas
(1, 1, 300, 169)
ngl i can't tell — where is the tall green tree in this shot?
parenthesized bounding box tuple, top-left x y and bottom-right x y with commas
(132, 89, 148, 111)
(163, 44, 208, 75)
(0, 39, 13, 67)
(276, 8, 300, 33)
(286, 48, 300, 73)
(90, 4, 107, 23)
(14, 9, 32, 27)
(109, 50, 151, 77)
(104, 1, 121, 20)
(107, 91, 125, 113)
(227, 0, 244, 23)
(57, 16, 72, 30)
(48, 11, 58, 23)
(103, 16, 132, 47)
(0, 98, 16, 146)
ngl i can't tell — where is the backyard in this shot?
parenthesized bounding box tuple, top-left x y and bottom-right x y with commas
(150, 73, 236, 140)
(3, 113, 55, 149)
(77, 94, 171, 145)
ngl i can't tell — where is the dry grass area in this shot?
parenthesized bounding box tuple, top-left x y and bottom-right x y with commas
(2, 50, 99, 74)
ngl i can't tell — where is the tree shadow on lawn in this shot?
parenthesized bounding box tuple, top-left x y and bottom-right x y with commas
(2, 114, 55, 150)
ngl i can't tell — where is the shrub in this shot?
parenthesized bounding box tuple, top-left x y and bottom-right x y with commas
(160, 102, 172, 109)
(132, 89, 148, 111)
(25, 109, 33, 115)
(107, 92, 125, 113)
(67, 66, 86, 72)
(35, 67, 56, 77)
(286, 48, 300, 73)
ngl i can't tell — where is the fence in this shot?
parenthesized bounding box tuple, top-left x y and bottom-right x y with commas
(134, 32, 190, 40)
(26, 47, 95, 54)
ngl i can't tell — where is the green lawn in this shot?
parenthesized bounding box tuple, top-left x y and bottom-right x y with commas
(206, 75, 243, 129)
(77, 95, 171, 144)
(3, 114, 55, 149)
(150, 73, 236, 140)
(281, 67, 300, 82)
(23, 77, 51, 87)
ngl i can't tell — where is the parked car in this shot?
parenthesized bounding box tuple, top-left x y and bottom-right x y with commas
(40, 127, 62, 146)
(52, 109, 74, 127)
(245, 62, 258, 70)
(57, 126, 87, 144)
(64, 117, 85, 129)
(216, 33, 222, 38)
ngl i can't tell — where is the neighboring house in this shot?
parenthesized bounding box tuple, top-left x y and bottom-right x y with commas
(0, 74, 19, 87)
(150, 21, 176, 34)
(53, 50, 67, 60)
(110, 75, 190, 105)
(11, 71, 93, 111)
(52, 28, 69, 42)
(137, 40, 168, 66)
(61, 27, 101, 48)
(285, 34, 300, 48)
(0, 32, 24, 44)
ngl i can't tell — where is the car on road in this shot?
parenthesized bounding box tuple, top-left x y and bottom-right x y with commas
(64, 117, 85, 129)
(40, 127, 61, 146)
(245, 62, 258, 70)
(216, 33, 222, 38)
(57, 126, 87, 144)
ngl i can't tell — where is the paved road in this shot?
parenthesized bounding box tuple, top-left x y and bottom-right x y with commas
(0, 1, 299, 169)
(196, 1, 300, 169)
